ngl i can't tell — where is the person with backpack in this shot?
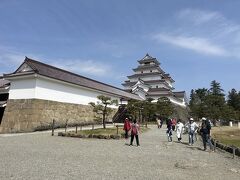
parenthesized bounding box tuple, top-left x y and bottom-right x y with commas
(129, 119, 140, 146)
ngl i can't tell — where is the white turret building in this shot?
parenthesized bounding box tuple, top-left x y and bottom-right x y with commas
(122, 54, 187, 107)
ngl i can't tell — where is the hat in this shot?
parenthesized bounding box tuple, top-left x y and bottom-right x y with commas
(190, 118, 194, 121)
(202, 117, 206, 121)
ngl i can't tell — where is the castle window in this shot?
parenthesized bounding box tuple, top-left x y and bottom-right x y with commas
(156, 85, 158, 88)
(141, 71, 143, 73)
(150, 70, 152, 73)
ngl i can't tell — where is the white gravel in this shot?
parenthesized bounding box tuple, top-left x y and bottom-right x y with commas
(0, 125, 239, 180)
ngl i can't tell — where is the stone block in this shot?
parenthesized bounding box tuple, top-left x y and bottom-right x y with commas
(1, 98, 111, 133)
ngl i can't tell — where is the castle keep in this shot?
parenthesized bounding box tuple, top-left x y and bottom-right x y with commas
(122, 54, 186, 107)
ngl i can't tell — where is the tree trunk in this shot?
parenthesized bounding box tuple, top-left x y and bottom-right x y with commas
(138, 110, 141, 122)
(103, 113, 106, 129)
(103, 105, 107, 129)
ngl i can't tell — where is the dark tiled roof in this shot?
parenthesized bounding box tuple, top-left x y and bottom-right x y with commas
(133, 65, 164, 73)
(0, 79, 10, 88)
(148, 87, 170, 92)
(124, 89, 132, 93)
(5, 57, 141, 100)
(122, 79, 172, 89)
(138, 54, 160, 65)
(147, 92, 173, 96)
(127, 72, 163, 79)
(163, 73, 175, 82)
(142, 79, 169, 84)
(173, 91, 185, 98)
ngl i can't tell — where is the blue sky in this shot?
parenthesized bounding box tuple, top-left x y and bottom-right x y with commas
(0, 0, 240, 97)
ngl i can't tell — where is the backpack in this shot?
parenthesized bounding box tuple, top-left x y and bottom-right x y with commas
(131, 124, 138, 135)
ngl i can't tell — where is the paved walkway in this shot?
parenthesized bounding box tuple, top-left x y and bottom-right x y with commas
(0, 125, 239, 180)
(0, 124, 114, 137)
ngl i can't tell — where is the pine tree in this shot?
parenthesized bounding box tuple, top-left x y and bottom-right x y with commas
(189, 88, 208, 119)
(142, 98, 156, 122)
(89, 95, 118, 129)
(209, 80, 224, 96)
(227, 88, 240, 111)
(156, 97, 173, 119)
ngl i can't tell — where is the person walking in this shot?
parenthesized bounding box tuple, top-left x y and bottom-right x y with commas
(156, 117, 161, 129)
(160, 117, 163, 128)
(172, 118, 177, 131)
(187, 118, 199, 145)
(123, 118, 131, 140)
(166, 118, 173, 142)
(176, 119, 184, 142)
(129, 119, 140, 146)
(200, 117, 214, 151)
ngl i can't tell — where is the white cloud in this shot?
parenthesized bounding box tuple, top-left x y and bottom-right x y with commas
(0, 46, 45, 74)
(153, 33, 228, 56)
(177, 8, 240, 36)
(0, 46, 111, 77)
(0, 47, 27, 73)
(52, 59, 111, 77)
(152, 8, 240, 59)
(178, 9, 222, 25)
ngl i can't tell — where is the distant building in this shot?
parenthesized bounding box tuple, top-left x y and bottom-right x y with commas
(122, 54, 187, 107)
(0, 57, 140, 133)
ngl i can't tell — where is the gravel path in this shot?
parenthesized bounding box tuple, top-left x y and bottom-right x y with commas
(0, 125, 239, 180)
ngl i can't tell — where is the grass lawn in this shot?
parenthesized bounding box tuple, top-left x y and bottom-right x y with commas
(212, 126, 240, 148)
(73, 125, 149, 136)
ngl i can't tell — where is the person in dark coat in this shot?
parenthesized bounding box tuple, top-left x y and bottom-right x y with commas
(200, 117, 214, 151)
(166, 119, 173, 142)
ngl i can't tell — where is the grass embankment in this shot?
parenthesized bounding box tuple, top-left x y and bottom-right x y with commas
(59, 125, 149, 139)
(212, 126, 240, 148)
(77, 126, 148, 136)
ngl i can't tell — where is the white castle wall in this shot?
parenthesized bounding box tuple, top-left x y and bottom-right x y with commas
(8, 78, 36, 99)
(8, 75, 120, 106)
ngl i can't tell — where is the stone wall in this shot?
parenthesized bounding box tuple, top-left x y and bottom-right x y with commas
(0, 99, 117, 133)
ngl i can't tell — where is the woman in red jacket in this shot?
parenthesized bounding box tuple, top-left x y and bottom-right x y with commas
(123, 118, 131, 139)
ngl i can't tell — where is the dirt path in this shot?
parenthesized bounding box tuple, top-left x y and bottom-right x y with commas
(0, 125, 239, 180)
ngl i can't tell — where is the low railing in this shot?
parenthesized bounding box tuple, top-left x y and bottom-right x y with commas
(50, 119, 103, 136)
